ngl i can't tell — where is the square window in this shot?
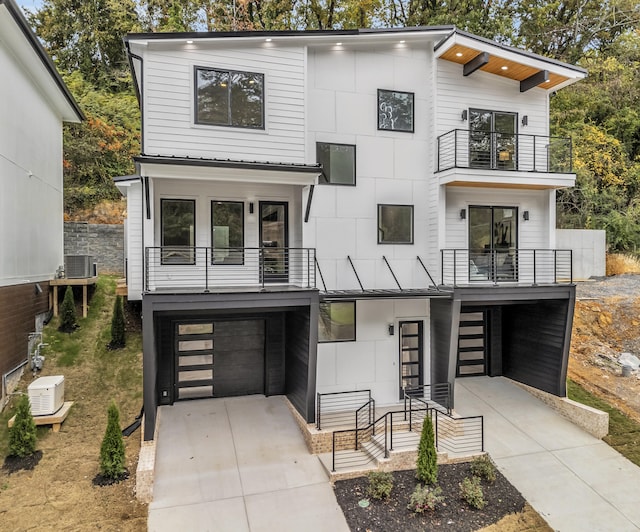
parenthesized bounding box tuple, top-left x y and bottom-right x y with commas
(377, 89, 414, 133)
(316, 143, 356, 185)
(211, 201, 244, 265)
(318, 301, 356, 342)
(378, 204, 413, 244)
(161, 199, 195, 264)
(196, 67, 264, 129)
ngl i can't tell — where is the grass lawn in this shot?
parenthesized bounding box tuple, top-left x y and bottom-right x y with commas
(567, 379, 640, 466)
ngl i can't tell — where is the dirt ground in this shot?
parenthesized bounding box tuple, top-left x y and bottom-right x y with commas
(570, 274, 640, 424)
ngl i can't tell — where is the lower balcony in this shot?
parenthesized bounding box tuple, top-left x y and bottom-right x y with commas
(441, 249, 573, 286)
(145, 246, 316, 292)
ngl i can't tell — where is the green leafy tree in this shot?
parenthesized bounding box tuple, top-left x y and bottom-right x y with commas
(416, 414, 438, 485)
(59, 286, 77, 332)
(109, 296, 126, 348)
(100, 401, 126, 479)
(8, 395, 38, 458)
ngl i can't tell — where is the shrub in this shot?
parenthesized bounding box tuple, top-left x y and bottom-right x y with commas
(416, 414, 438, 485)
(109, 295, 126, 348)
(8, 395, 37, 458)
(59, 286, 77, 332)
(407, 484, 444, 513)
(460, 476, 485, 509)
(366, 471, 394, 500)
(470, 454, 496, 483)
(99, 401, 126, 479)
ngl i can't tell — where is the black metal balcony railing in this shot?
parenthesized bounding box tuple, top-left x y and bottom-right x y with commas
(145, 246, 316, 292)
(437, 129, 573, 173)
(441, 249, 573, 286)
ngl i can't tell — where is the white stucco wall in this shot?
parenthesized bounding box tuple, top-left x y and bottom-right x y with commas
(556, 229, 606, 279)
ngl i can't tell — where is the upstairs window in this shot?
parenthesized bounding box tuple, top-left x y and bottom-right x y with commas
(317, 143, 356, 185)
(378, 204, 414, 244)
(161, 199, 195, 264)
(378, 89, 414, 133)
(195, 67, 264, 129)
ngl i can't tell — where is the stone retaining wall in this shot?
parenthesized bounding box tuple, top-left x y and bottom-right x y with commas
(64, 222, 124, 275)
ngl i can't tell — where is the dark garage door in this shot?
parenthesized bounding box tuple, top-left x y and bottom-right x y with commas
(176, 319, 265, 400)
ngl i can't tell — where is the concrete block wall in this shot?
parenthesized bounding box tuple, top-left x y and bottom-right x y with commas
(64, 222, 124, 275)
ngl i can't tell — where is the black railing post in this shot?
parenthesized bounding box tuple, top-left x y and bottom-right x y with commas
(437, 135, 441, 171)
(434, 411, 439, 449)
(533, 249, 537, 286)
(569, 139, 573, 172)
(441, 250, 444, 285)
(389, 414, 393, 451)
(454, 130, 458, 168)
(332, 432, 336, 472)
(570, 250, 573, 283)
(384, 416, 388, 458)
(316, 393, 321, 430)
(409, 397, 413, 431)
(204, 247, 210, 292)
(533, 134, 537, 172)
(260, 248, 265, 289)
(481, 418, 485, 452)
(144, 247, 149, 292)
(554, 249, 558, 284)
(453, 249, 457, 286)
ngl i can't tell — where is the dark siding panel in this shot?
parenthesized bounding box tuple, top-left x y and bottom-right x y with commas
(285, 309, 310, 420)
(0, 282, 50, 384)
(503, 300, 570, 396)
(488, 307, 503, 376)
(156, 316, 173, 404)
(430, 299, 454, 386)
(265, 314, 285, 395)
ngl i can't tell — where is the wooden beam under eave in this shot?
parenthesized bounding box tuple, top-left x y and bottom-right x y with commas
(520, 69, 549, 92)
(463, 52, 489, 76)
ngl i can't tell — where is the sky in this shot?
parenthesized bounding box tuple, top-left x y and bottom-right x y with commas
(19, 0, 42, 14)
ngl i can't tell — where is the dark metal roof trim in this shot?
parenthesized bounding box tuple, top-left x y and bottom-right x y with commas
(0, 0, 84, 120)
(113, 174, 141, 183)
(135, 154, 322, 173)
(124, 26, 455, 43)
(434, 28, 587, 75)
(320, 288, 452, 301)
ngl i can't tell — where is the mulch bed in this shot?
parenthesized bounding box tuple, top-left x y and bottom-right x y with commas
(92, 469, 130, 487)
(333, 463, 526, 531)
(2, 451, 43, 474)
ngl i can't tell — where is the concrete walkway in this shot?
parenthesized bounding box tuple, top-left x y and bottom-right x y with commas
(456, 377, 640, 531)
(148, 395, 349, 532)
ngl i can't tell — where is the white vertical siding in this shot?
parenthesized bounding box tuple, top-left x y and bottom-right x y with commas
(0, 41, 63, 287)
(136, 42, 306, 163)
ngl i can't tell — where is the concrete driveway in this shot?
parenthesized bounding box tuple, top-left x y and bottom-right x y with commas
(456, 377, 640, 531)
(148, 395, 349, 532)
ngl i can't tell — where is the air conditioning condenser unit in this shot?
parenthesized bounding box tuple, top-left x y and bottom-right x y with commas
(28, 375, 65, 416)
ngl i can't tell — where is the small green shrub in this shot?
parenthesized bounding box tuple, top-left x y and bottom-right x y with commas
(460, 476, 485, 509)
(99, 401, 126, 479)
(416, 415, 438, 485)
(470, 454, 496, 483)
(59, 286, 78, 332)
(407, 484, 444, 513)
(8, 395, 37, 458)
(366, 471, 394, 500)
(109, 295, 126, 348)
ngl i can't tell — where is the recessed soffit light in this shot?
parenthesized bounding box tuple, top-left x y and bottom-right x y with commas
(501, 65, 508, 70)
(455, 52, 463, 57)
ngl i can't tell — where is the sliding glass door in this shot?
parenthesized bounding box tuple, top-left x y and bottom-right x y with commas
(469, 206, 517, 281)
(469, 110, 517, 170)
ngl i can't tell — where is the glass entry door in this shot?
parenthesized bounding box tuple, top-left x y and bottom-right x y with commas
(469, 206, 517, 282)
(399, 321, 423, 398)
(260, 201, 288, 282)
(469, 110, 517, 170)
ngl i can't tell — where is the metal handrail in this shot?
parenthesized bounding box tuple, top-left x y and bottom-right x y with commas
(316, 389, 372, 430)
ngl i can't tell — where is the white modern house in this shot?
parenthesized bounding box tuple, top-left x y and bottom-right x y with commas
(0, 0, 83, 403)
(117, 27, 586, 441)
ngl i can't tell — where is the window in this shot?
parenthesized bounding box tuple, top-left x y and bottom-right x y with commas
(377, 89, 414, 132)
(378, 204, 414, 244)
(211, 201, 244, 264)
(469, 109, 517, 170)
(195, 67, 264, 129)
(161, 199, 195, 264)
(318, 301, 356, 342)
(316, 143, 356, 185)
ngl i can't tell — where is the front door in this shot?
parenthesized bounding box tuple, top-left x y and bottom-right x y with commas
(469, 206, 518, 282)
(399, 321, 424, 398)
(469, 109, 517, 170)
(260, 201, 289, 283)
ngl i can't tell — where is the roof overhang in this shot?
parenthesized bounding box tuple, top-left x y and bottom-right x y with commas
(135, 155, 321, 186)
(438, 168, 576, 190)
(113, 174, 141, 194)
(0, 0, 83, 122)
(320, 288, 451, 301)
(435, 30, 587, 92)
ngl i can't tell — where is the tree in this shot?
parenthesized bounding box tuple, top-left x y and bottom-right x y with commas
(416, 414, 438, 485)
(109, 296, 126, 349)
(100, 401, 126, 480)
(59, 286, 78, 332)
(8, 395, 38, 458)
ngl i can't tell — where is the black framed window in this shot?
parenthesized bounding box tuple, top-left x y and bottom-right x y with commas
(161, 199, 195, 264)
(378, 204, 414, 244)
(212, 201, 244, 265)
(316, 143, 356, 185)
(195, 67, 264, 129)
(377, 89, 414, 133)
(318, 301, 356, 342)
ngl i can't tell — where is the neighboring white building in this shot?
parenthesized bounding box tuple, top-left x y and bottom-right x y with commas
(117, 27, 586, 441)
(0, 0, 83, 403)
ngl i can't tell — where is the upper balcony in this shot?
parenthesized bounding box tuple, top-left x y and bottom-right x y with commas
(436, 129, 575, 189)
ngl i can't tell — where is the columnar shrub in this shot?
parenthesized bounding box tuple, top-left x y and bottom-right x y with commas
(416, 414, 438, 485)
(59, 286, 77, 332)
(100, 401, 126, 479)
(471, 454, 497, 483)
(407, 484, 444, 513)
(109, 295, 126, 348)
(460, 476, 486, 509)
(8, 395, 37, 458)
(366, 471, 394, 500)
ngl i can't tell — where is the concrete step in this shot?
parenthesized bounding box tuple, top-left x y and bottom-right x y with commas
(317, 451, 376, 481)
